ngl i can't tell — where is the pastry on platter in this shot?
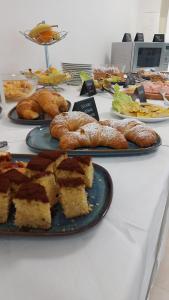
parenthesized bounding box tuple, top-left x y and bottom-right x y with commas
(55, 158, 85, 182)
(93, 68, 125, 81)
(38, 150, 67, 172)
(50, 111, 98, 139)
(26, 156, 54, 177)
(4, 169, 31, 193)
(99, 119, 143, 134)
(0, 152, 12, 162)
(0, 152, 27, 174)
(0, 151, 95, 229)
(58, 177, 91, 218)
(13, 182, 51, 229)
(74, 156, 94, 188)
(35, 90, 68, 117)
(16, 89, 68, 119)
(100, 119, 158, 147)
(0, 175, 11, 223)
(16, 98, 42, 119)
(4, 80, 34, 101)
(124, 125, 158, 147)
(59, 123, 128, 150)
(32, 171, 58, 207)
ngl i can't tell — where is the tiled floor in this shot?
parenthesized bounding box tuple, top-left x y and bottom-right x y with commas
(149, 234, 169, 299)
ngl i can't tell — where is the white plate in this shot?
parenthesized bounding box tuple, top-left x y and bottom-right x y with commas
(111, 108, 169, 123)
(62, 63, 92, 66)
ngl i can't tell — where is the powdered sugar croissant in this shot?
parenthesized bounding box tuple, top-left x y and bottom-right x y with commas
(59, 123, 128, 150)
(99, 118, 143, 134)
(50, 111, 98, 139)
(124, 125, 158, 147)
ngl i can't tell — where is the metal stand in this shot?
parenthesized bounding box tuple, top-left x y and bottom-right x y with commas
(44, 45, 50, 69)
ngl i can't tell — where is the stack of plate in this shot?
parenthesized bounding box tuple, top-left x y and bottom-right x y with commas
(62, 62, 92, 85)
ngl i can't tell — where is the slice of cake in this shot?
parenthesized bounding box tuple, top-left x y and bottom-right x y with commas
(0, 152, 12, 162)
(58, 178, 91, 218)
(13, 182, 51, 229)
(38, 150, 67, 172)
(56, 158, 85, 181)
(74, 156, 94, 188)
(4, 169, 31, 193)
(0, 175, 11, 223)
(32, 171, 58, 207)
(26, 156, 53, 177)
(0, 152, 12, 174)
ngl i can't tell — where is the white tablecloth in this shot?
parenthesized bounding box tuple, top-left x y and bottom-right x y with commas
(1, 85, 169, 300)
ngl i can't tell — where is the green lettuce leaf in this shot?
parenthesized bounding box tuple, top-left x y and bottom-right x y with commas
(112, 84, 139, 114)
(80, 71, 91, 83)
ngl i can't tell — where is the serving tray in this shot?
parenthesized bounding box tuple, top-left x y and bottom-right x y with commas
(0, 154, 113, 236)
(111, 108, 169, 123)
(8, 100, 71, 125)
(125, 90, 169, 101)
(26, 126, 162, 156)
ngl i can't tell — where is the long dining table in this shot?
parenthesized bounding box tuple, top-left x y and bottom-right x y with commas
(0, 85, 169, 300)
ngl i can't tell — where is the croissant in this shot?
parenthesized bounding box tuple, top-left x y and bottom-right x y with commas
(50, 91, 68, 112)
(124, 125, 158, 147)
(35, 90, 68, 118)
(59, 123, 128, 150)
(16, 98, 42, 119)
(16, 89, 68, 120)
(35, 90, 59, 117)
(99, 118, 143, 134)
(50, 111, 98, 139)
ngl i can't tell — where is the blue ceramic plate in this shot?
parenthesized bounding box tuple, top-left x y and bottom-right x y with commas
(8, 100, 71, 125)
(0, 154, 113, 236)
(26, 126, 161, 156)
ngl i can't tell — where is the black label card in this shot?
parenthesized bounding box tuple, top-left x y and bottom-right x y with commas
(72, 97, 99, 120)
(122, 33, 132, 42)
(134, 85, 147, 102)
(124, 73, 136, 87)
(0, 141, 8, 148)
(134, 33, 144, 42)
(80, 79, 96, 96)
(153, 34, 165, 42)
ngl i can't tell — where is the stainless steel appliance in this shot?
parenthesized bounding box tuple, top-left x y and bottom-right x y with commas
(111, 42, 169, 72)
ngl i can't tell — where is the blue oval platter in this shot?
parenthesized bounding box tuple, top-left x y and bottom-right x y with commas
(8, 100, 71, 125)
(0, 154, 113, 236)
(26, 125, 161, 156)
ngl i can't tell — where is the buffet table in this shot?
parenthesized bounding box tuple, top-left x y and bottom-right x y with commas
(1, 85, 169, 300)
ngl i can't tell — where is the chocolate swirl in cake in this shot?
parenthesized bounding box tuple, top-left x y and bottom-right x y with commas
(4, 169, 30, 184)
(38, 150, 66, 161)
(58, 177, 85, 187)
(57, 158, 85, 174)
(27, 157, 52, 171)
(15, 182, 49, 203)
(0, 175, 10, 193)
(0, 152, 12, 162)
(31, 171, 52, 179)
(74, 156, 91, 166)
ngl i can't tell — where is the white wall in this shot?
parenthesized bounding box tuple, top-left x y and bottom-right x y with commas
(137, 0, 162, 41)
(0, 0, 140, 73)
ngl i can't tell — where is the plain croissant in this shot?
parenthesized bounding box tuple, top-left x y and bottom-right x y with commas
(16, 89, 68, 120)
(16, 98, 42, 119)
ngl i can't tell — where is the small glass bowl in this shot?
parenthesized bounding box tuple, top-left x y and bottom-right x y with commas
(0, 73, 38, 102)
